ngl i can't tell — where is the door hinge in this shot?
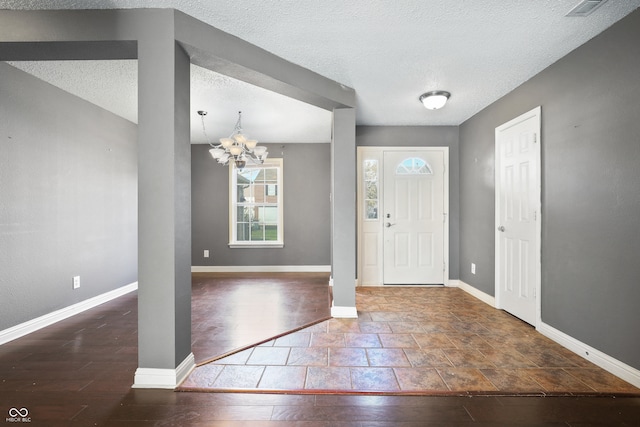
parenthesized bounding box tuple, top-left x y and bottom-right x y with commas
(443, 212, 447, 223)
(443, 261, 446, 272)
(533, 133, 538, 144)
(534, 210, 537, 221)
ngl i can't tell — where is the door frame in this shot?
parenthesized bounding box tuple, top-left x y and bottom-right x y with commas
(357, 146, 449, 286)
(494, 106, 542, 326)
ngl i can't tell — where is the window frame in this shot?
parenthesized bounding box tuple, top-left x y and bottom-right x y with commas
(228, 158, 284, 248)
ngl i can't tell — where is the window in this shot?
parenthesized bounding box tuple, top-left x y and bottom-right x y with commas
(229, 158, 283, 248)
(396, 157, 432, 175)
(363, 159, 379, 220)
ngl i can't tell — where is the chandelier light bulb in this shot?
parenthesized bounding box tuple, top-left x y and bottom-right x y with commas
(220, 138, 234, 148)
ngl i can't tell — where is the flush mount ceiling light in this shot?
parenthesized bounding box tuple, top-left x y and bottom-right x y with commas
(198, 110, 268, 169)
(419, 91, 451, 110)
(566, 0, 607, 17)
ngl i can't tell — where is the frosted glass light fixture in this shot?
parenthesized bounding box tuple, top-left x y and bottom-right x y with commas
(198, 110, 268, 169)
(419, 91, 451, 110)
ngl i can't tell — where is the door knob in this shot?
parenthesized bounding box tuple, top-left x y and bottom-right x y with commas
(385, 222, 395, 228)
(498, 225, 505, 232)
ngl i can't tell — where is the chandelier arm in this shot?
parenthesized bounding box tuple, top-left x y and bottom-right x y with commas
(200, 110, 261, 168)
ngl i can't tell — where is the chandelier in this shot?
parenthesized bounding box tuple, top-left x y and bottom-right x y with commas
(198, 110, 268, 169)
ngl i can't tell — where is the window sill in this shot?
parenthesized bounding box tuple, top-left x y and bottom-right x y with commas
(228, 242, 284, 249)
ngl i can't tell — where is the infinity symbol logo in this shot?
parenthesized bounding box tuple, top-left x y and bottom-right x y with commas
(8, 407, 29, 417)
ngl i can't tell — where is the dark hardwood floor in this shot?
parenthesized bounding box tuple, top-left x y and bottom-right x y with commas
(1, 273, 639, 426)
(191, 272, 332, 363)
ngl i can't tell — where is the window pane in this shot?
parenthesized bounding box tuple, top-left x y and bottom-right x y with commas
(265, 185, 277, 203)
(365, 200, 378, 220)
(264, 168, 277, 182)
(264, 224, 278, 241)
(396, 157, 432, 175)
(254, 184, 265, 203)
(265, 184, 277, 196)
(237, 223, 250, 241)
(236, 185, 247, 203)
(366, 181, 377, 199)
(238, 169, 258, 184)
(364, 160, 378, 181)
(237, 206, 248, 222)
(259, 206, 278, 223)
(250, 224, 264, 241)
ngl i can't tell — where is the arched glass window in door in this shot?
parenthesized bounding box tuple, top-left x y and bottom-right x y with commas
(396, 157, 433, 175)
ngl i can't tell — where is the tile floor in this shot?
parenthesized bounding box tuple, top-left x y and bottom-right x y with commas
(180, 286, 640, 395)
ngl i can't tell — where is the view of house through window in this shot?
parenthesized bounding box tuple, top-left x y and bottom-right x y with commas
(229, 158, 283, 247)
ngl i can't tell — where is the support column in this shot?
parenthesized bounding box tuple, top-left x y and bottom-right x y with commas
(331, 108, 357, 318)
(133, 24, 194, 388)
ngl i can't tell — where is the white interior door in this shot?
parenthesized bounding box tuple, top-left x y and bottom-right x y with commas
(383, 151, 445, 285)
(495, 107, 541, 326)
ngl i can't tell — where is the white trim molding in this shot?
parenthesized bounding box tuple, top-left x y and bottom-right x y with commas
(331, 303, 358, 319)
(0, 282, 138, 346)
(132, 353, 196, 389)
(450, 280, 496, 307)
(538, 322, 640, 388)
(192, 265, 331, 273)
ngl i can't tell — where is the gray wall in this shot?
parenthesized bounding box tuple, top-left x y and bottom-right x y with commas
(356, 126, 460, 279)
(191, 143, 331, 266)
(0, 62, 138, 331)
(459, 10, 640, 369)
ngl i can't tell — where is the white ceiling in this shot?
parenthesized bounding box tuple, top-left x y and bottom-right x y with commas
(3, 0, 640, 143)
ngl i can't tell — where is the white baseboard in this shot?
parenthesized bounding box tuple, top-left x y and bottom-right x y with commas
(331, 302, 358, 318)
(0, 282, 138, 346)
(132, 352, 196, 389)
(450, 279, 496, 307)
(451, 281, 640, 388)
(537, 322, 640, 388)
(192, 265, 331, 273)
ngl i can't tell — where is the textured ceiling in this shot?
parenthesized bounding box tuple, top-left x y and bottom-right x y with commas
(3, 0, 640, 143)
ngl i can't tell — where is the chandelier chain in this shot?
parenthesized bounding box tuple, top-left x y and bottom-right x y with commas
(199, 112, 211, 142)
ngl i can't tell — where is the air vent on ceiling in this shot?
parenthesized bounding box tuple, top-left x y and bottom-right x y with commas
(566, 0, 608, 17)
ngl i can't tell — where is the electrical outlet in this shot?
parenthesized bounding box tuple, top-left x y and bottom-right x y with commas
(72, 276, 81, 289)
(204, 250, 209, 258)
(471, 263, 476, 275)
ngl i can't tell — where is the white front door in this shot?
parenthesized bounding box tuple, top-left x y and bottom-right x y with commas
(495, 107, 541, 326)
(383, 150, 445, 285)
